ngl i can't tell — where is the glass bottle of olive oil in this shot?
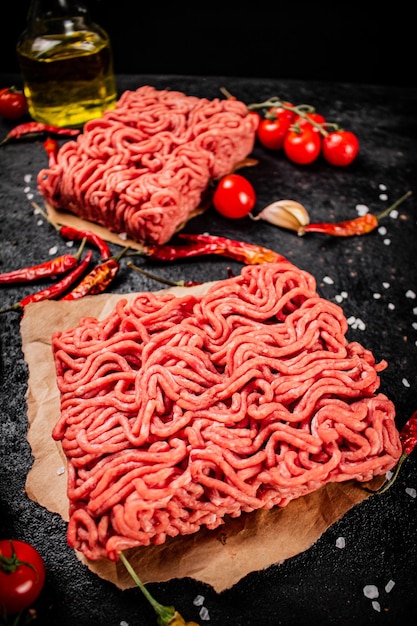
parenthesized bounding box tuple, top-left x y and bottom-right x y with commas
(16, 0, 118, 127)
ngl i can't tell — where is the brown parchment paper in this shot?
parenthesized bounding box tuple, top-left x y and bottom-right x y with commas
(20, 287, 383, 593)
(44, 201, 206, 251)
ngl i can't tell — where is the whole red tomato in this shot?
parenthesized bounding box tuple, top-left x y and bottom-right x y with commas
(213, 173, 256, 218)
(0, 87, 28, 120)
(322, 130, 360, 166)
(283, 127, 322, 165)
(257, 116, 292, 150)
(0, 539, 46, 615)
(294, 112, 326, 133)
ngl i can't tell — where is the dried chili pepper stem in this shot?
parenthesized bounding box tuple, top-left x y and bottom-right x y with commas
(118, 551, 199, 626)
(0, 247, 92, 314)
(299, 190, 413, 237)
(32, 201, 111, 260)
(127, 261, 201, 287)
(0, 121, 80, 146)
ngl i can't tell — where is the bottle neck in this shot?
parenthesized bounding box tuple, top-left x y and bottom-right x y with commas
(25, 0, 92, 35)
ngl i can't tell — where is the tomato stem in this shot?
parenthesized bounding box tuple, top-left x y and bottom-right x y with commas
(0, 540, 36, 576)
(247, 98, 343, 137)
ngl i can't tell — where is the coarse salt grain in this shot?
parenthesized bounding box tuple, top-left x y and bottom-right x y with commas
(388, 303, 395, 310)
(402, 378, 411, 388)
(24, 174, 32, 183)
(347, 316, 366, 330)
(363, 585, 379, 599)
(120, 622, 129, 626)
(335, 536, 346, 549)
(356, 204, 369, 216)
(340, 291, 348, 299)
(406, 290, 416, 299)
(372, 600, 381, 612)
(382, 282, 390, 289)
(379, 184, 387, 191)
(49, 245, 58, 255)
(199, 606, 210, 621)
(323, 276, 334, 285)
(413, 307, 417, 315)
(373, 293, 382, 299)
(56, 466, 65, 475)
(383, 239, 391, 246)
(378, 226, 387, 235)
(379, 193, 388, 201)
(193, 595, 205, 606)
(405, 487, 417, 498)
(335, 295, 344, 303)
(26, 192, 34, 200)
(65, 241, 75, 248)
(412, 322, 417, 330)
(390, 209, 399, 219)
(385, 579, 395, 593)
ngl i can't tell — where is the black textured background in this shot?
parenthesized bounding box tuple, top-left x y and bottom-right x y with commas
(1, 72, 417, 626)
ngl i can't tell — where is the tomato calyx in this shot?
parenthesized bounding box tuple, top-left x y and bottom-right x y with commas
(0, 540, 37, 577)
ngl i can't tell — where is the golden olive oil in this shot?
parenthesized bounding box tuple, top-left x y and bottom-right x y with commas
(17, 29, 117, 127)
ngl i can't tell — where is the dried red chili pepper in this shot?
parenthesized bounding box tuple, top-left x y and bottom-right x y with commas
(399, 410, 417, 456)
(61, 247, 129, 300)
(0, 250, 93, 314)
(0, 121, 80, 146)
(43, 137, 59, 166)
(32, 202, 111, 260)
(0, 241, 85, 284)
(373, 410, 417, 495)
(299, 190, 412, 237)
(140, 234, 286, 265)
(178, 233, 286, 264)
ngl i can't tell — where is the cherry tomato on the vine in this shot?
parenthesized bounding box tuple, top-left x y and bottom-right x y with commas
(0, 87, 28, 120)
(268, 101, 297, 124)
(294, 112, 326, 133)
(257, 116, 292, 150)
(283, 127, 322, 165)
(0, 539, 46, 615)
(213, 173, 256, 218)
(322, 130, 359, 166)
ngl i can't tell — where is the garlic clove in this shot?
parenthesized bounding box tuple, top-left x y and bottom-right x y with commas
(251, 199, 310, 233)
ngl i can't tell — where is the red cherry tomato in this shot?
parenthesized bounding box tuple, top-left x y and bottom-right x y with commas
(294, 112, 326, 133)
(213, 173, 256, 218)
(257, 116, 292, 150)
(0, 539, 46, 615)
(322, 130, 360, 166)
(283, 127, 322, 165)
(0, 87, 28, 120)
(268, 101, 296, 124)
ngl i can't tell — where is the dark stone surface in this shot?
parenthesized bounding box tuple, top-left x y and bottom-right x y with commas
(1, 73, 417, 626)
